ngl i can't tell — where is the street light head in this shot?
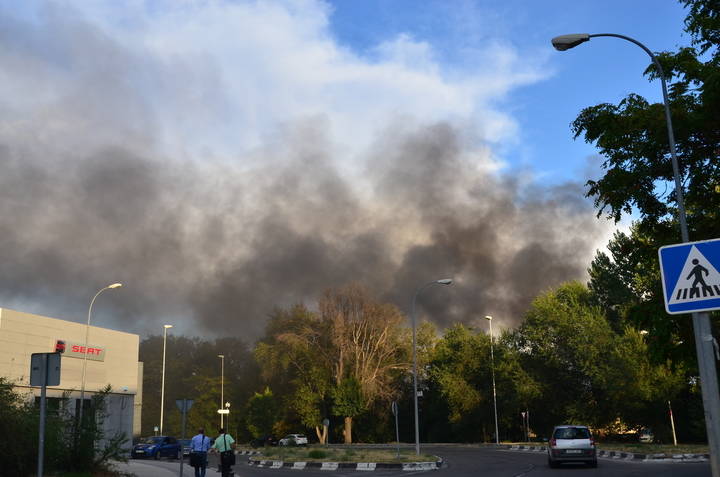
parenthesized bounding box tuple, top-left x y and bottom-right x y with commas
(436, 278, 453, 285)
(108, 283, 123, 289)
(218, 354, 224, 358)
(551, 33, 590, 51)
(163, 324, 173, 329)
(484, 315, 493, 321)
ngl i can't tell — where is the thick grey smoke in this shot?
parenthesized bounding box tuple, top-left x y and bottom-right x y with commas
(0, 6, 612, 339)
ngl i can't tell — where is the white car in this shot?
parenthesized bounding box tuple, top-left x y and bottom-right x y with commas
(279, 434, 308, 446)
(547, 425, 597, 468)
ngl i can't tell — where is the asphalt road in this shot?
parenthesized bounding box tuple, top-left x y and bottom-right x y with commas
(126, 445, 711, 477)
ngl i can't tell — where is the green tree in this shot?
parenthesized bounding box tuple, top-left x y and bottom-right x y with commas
(245, 387, 280, 438)
(254, 284, 407, 444)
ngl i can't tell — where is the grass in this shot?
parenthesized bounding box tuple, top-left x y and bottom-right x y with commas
(253, 446, 438, 463)
(509, 441, 708, 455)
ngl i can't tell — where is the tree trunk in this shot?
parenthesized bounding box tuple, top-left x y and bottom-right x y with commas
(343, 416, 352, 444)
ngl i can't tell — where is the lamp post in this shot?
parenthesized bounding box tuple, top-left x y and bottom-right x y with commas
(411, 278, 452, 455)
(78, 283, 122, 434)
(218, 354, 225, 429)
(552, 32, 720, 477)
(485, 315, 499, 445)
(160, 324, 173, 435)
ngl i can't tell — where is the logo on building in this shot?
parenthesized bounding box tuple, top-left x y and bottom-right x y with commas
(54, 340, 106, 362)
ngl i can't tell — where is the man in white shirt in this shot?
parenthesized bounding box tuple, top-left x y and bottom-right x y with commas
(190, 428, 212, 477)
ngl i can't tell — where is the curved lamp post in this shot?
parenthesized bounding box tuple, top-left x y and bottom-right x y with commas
(160, 324, 173, 434)
(78, 283, 122, 432)
(485, 315, 499, 444)
(411, 278, 452, 455)
(552, 32, 720, 477)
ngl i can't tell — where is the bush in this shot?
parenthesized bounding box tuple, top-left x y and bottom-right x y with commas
(308, 449, 327, 459)
(0, 378, 128, 476)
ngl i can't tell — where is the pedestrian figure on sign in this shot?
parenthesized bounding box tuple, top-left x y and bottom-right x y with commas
(688, 259, 710, 289)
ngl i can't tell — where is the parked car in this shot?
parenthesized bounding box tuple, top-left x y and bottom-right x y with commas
(250, 435, 278, 447)
(131, 436, 181, 460)
(179, 438, 192, 457)
(547, 425, 597, 468)
(639, 428, 654, 443)
(279, 434, 308, 446)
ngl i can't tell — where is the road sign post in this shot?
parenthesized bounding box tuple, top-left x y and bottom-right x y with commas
(31, 352, 61, 477)
(660, 238, 720, 476)
(175, 399, 194, 477)
(391, 401, 400, 458)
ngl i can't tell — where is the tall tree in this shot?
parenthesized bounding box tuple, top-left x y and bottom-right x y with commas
(254, 284, 407, 444)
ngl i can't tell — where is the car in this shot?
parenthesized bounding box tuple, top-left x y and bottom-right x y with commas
(179, 438, 192, 457)
(131, 436, 181, 460)
(547, 425, 597, 468)
(279, 434, 308, 446)
(639, 428, 654, 443)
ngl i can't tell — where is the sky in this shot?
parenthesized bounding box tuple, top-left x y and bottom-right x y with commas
(0, 0, 692, 341)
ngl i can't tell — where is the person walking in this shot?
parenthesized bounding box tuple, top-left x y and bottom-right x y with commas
(190, 427, 211, 477)
(213, 427, 236, 477)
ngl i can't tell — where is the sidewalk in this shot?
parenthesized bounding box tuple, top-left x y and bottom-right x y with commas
(112, 460, 230, 477)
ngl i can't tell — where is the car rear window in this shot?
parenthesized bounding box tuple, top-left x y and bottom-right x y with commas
(554, 427, 590, 439)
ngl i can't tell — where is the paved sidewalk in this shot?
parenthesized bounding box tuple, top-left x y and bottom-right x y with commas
(112, 460, 230, 477)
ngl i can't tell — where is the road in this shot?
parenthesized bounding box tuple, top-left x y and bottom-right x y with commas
(124, 445, 711, 477)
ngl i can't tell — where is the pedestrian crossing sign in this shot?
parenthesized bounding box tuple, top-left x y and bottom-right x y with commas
(659, 238, 720, 314)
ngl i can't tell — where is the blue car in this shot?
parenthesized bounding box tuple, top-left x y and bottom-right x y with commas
(131, 436, 181, 459)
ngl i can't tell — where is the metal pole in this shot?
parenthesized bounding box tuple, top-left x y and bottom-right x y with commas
(179, 401, 187, 477)
(411, 286, 423, 456)
(219, 355, 225, 429)
(37, 354, 48, 477)
(410, 279, 452, 455)
(160, 325, 171, 435)
(78, 284, 121, 437)
(487, 317, 499, 444)
(669, 401, 678, 446)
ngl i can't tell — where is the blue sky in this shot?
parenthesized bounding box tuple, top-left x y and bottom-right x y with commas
(0, 0, 695, 336)
(325, 0, 690, 182)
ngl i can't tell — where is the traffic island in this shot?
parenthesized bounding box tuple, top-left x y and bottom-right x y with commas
(248, 457, 443, 471)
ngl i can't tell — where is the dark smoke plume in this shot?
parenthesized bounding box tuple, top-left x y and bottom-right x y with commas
(0, 7, 612, 339)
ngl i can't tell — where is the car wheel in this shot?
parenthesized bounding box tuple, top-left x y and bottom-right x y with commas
(154, 451, 159, 460)
(548, 456, 557, 468)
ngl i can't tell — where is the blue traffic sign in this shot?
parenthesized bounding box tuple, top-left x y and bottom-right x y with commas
(659, 238, 720, 314)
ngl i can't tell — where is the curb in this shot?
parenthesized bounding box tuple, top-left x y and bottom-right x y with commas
(248, 457, 443, 471)
(501, 444, 709, 462)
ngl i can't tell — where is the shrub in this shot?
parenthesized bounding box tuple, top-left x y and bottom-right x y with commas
(308, 449, 327, 459)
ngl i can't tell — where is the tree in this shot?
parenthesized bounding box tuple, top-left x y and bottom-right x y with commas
(254, 284, 408, 444)
(573, 0, 719, 240)
(245, 387, 280, 438)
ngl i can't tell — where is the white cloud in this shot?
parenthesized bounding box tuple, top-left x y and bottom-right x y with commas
(1, 0, 551, 170)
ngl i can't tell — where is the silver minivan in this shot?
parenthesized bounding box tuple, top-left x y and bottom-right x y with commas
(547, 425, 597, 468)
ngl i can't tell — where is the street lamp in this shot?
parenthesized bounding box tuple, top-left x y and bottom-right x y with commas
(160, 324, 173, 435)
(485, 315, 499, 445)
(218, 354, 225, 429)
(411, 278, 452, 455)
(78, 283, 122, 433)
(552, 32, 720, 477)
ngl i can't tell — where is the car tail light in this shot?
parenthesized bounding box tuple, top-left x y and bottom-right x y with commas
(550, 439, 556, 447)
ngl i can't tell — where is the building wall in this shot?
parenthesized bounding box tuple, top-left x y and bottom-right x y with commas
(0, 307, 143, 440)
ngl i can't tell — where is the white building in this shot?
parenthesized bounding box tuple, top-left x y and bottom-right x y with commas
(0, 307, 143, 441)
